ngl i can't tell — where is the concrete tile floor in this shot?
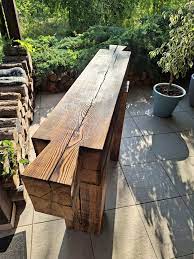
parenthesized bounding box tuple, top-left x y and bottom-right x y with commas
(1, 87, 194, 259)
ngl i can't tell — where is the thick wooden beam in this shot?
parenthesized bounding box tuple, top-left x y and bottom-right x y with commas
(22, 46, 131, 233)
(1, 0, 21, 40)
(110, 81, 130, 161)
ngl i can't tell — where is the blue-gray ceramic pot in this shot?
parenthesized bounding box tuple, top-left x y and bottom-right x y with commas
(153, 83, 186, 117)
(189, 74, 194, 107)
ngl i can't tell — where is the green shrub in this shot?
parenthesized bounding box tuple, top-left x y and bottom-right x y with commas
(20, 15, 171, 80)
(4, 2, 187, 82)
(0, 140, 17, 179)
(150, 1, 194, 82)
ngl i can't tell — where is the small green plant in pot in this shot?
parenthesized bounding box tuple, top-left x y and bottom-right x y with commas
(150, 1, 194, 117)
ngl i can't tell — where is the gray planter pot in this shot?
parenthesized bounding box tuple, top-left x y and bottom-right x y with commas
(189, 74, 194, 107)
(153, 83, 186, 118)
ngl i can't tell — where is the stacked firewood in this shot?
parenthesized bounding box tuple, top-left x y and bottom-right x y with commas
(40, 71, 76, 93)
(0, 45, 34, 179)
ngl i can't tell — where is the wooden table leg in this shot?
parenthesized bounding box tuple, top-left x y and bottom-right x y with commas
(110, 81, 129, 161)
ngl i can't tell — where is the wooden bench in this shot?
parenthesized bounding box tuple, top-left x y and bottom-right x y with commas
(21, 45, 131, 233)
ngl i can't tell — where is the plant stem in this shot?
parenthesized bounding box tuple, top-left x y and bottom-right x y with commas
(167, 74, 174, 94)
(169, 74, 174, 87)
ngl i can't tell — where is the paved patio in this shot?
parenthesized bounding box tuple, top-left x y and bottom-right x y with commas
(1, 85, 194, 259)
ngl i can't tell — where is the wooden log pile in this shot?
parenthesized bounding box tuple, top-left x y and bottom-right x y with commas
(0, 45, 34, 183)
(40, 71, 76, 93)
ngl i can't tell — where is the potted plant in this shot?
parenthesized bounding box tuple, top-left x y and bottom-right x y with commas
(150, 1, 194, 117)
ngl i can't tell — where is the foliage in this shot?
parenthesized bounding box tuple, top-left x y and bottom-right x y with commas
(0, 140, 17, 178)
(16, 0, 69, 38)
(19, 17, 172, 79)
(16, 0, 187, 35)
(15, 39, 34, 54)
(0, 140, 29, 179)
(42, 0, 137, 32)
(19, 158, 29, 166)
(9, 0, 191, 82)
(150, 1, 194, 82)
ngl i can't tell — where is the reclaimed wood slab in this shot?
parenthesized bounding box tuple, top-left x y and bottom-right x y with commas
(22, 45, 131, 233)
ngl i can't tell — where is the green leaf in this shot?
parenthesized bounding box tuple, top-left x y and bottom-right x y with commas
(19, 159, 29, 165)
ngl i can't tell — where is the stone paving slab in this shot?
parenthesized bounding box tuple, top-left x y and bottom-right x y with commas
(127, 87, 146, 103)
(175, 255, 194, 259)
(1, 90, 194, 259)
(29, 109, 40, 137)
(166, 112, 194, 132)
(126, 87, 154, 116)
(15, 200, 34, 228)
(34, 94, 41, 111)
(0, 225, 32, 259)
(91, 206, 157, 259)
(120, 136, 156, 165)
(133, 114, 174, 135)
(161, 158, 194, 196)
(182, 194, 194, 218)
(40, 92, 65, 109)
(33, 210, 60, 224)
(122, 162, 179, 204)
(179, 95, 194, 114)
(122, 117, 142, 138)
(144, 133, 189, 161)
(105, 165, 135, 210)
(31, 219, 94, 259)
(128, 98, 153, 116)
(23, 91, 194, 259)
(138, 197, 194, 259)
(180, 131, 194, 157)
(133, 111, 194, 136)
(124, 109, 131, 118)
(174, 102, 186, 112)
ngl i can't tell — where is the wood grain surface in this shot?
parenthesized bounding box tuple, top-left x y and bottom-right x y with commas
(24, 46, 130, 184)
(22, 46, 131, 232)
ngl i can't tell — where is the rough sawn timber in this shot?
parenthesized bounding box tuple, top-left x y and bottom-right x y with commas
(22, 45, 131, 233)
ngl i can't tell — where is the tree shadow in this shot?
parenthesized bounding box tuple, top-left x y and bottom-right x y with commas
(124, 130, 194, 259)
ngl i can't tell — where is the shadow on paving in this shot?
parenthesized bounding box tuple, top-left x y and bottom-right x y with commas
(56, 87, 194, 258)
(56, 124, 194, 258)
(0, 200, 28, 257)
(0, 232, 27, 258)
(123, 130, 194, 259)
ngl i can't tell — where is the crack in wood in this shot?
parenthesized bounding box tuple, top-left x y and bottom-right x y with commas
(21, 45, 131, 233)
